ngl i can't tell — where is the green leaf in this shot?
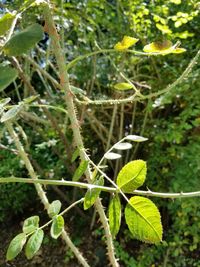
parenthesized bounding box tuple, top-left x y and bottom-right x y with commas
(114, 142, 132, 150)
(0, 98, 11, 115)
(108, 194, 121, 237)
(71, 148, 80, 163)
(23, 216, 39, 234)
(84, 176, 104, 210)
(0, 65, 18, 92)
(48, 200, 62, 218)
(25, 229, 44, 259)
(23, 95, 40, 104)
(3, 23, 43, 56)
(116, 160, 147, 193)
(125, 196, 163, 243)
(50, 215, 64, 239)
(0, 13, 15, 36)
(1, 104, 23, 123)
(125, 135, 148, 142)
(6, 233, 27, 261)
(104, 152, 121, 160)
(72, 160, 89, 181)
(70, 86, 86, 95)
(113, 82, 134, 91)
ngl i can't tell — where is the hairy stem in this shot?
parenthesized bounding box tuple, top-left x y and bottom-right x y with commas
(43, 3, 119, 266)
(5, 122, 90, 267)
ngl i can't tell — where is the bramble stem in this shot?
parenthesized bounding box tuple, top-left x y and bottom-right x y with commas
(43, 2, 119, 266)
(1, 177, 200, 199)
(5, 123, 90, 267)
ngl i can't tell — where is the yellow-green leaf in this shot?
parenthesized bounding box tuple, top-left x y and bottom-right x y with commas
(6, 233, 27, 261)
(116, 160, 146, 193)
(143, 40, 186, 55)
(114, 36, 139, 51)
(25, 229, 44, 259)
(108, 194, 121, 237)
(143, 40, 172, 53)
(50, 215, 64, 239)
(3, 23, 43, 56)
(0, 65, 18, 92)
(125, 196, 163, 243)
(0, 13, 15, 36)
(84, 176, 104, 210)
(113, 82, 134, 91)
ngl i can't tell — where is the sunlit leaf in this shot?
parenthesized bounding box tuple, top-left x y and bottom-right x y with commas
(1, 104, 23, 123)
(125, 196, 163, 243)
(0, 13, 15, 36)
(114, 36, 139, 51)
(48, 200, 62, 218)
(0, 98, 11, 115)
(143, 40, 186, 55)
(108, 194, 121, 237)
(104, 152, 121, 160)
(114, 142, 132, 150)
(125, 135, 148, 142)
(23, 216, 39, 234)
(172, 48, 186, 54)
(50, 215, 64, 239)
(6, 233, 27, 261)
(0, 65, 18, 92)
(25, 229, 44, 259)
(113, 82, 135, 91)
(116, 160, 146, 193)
(84, 176, 104, 210)
(3, 23, 43, 56)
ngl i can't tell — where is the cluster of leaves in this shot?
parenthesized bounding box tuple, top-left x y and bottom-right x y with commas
(6, 200, 64, 261)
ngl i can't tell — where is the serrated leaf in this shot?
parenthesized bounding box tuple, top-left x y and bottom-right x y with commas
(116, 160, 146, 193)
(114, 142, 132, 150)
(125, 135, 148, 142)
(23, 216, 39, 234)
(113, 82, 134, 91)
(3, 23, 43, 56)
(71, 148, 80, 163)
(0, 13, 15, 36)
(48, 200, 62, 218)
(1, 104, 23, 123)
(25, 229, 44, 259)
(104, 152, 121, 160)
(50, 215, 64, 239)
(84, 176, 104, 210)
(108, 194, 121, 237)
(125, 196, 163, 243)
(72, 160, 88, 181)
(6, 233, 27, 261)
(0, 65, 18, 92)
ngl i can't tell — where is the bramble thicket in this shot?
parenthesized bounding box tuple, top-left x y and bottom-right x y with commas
(0, 1, 200, 266)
